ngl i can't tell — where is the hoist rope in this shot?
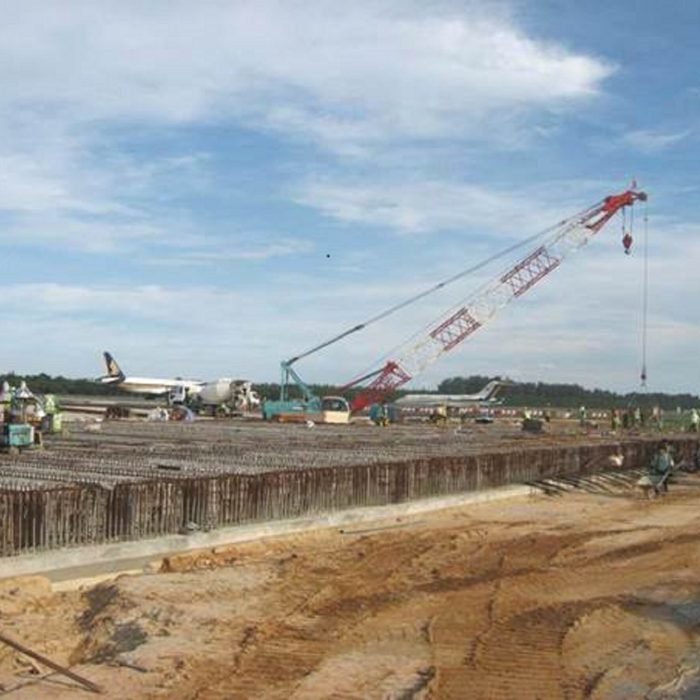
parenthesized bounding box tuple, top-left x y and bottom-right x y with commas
(289, 221, 560, 364)
(640, 200, 649, 387)
(287, 202, 604, 366)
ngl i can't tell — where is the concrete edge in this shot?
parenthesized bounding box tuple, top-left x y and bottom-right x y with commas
(1, 484, 538, 584)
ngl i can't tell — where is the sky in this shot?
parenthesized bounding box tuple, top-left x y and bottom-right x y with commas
(1, 0, 698, 393)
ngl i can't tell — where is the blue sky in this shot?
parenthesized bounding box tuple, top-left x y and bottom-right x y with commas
(1, 0, 698, 393)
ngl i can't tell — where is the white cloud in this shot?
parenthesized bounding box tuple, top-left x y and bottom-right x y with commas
(148, 239, 315, 265)
(296, 179, 578, 235)
(0, 155, 102, 215)
(0, 1, 615, 255)
(0, 1, 613, 151)
(0, 284, 210, 321)
(1, 214, 166, 253)
(0, 121, 211, 251)
(621, 128, 692, 153)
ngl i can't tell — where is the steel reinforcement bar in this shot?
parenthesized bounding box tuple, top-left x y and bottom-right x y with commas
(0, 438, 696, 557)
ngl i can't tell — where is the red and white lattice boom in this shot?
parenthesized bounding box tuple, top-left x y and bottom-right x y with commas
(350, 188, 647, 411)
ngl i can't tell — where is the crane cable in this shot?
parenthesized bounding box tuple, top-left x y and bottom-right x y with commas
(640, 199, 649, 387)
(287, 224, 552, 364)
(287, 201, 605, 366)
(348, 192, 646, 386)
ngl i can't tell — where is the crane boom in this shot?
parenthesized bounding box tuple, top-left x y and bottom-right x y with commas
(350, 188, 647, 411)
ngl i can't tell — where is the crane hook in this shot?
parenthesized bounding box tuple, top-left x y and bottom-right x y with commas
(622, 231, 633, 255)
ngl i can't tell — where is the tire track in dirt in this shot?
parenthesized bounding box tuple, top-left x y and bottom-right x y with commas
(409, 518, 700, 699)
(195, 524, 521, 698)
(186, 530, 447, 698)
(14, 485, 700, 699)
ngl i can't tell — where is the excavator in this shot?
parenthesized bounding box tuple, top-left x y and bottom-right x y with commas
(262, 186, 648, 423)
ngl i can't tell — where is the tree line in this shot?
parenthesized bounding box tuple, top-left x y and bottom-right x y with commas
(437, 375, 699, 410)
(0, 373, 120, 396)
(2, 372, 696, 410)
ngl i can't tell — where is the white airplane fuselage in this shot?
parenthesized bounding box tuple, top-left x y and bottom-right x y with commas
(394, 380, 506, 409)
(97, 352, 258, 408)
(99, 375, 204, 396)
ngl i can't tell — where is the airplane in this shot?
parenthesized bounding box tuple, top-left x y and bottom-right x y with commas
(97, 351, 203, 396)
(96, 351, 260, 410)
(393, 380, 508, 409)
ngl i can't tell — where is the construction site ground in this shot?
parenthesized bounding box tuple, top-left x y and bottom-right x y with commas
(2, 469, 700, 698)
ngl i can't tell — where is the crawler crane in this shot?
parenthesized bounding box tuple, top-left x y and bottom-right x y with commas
(262, 187, 648, 422)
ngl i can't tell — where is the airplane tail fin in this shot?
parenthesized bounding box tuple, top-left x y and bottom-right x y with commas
(103, 351, 125, 380)
(477, 380, 504, 401)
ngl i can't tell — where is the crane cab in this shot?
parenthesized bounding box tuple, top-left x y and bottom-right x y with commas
(262, 395, 350, 424)
(319, 396, 351, 424)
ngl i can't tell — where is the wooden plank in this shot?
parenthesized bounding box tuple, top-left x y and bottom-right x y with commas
(0, 631, 102, 694)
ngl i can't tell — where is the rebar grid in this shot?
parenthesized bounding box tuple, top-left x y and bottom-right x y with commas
(0, 421, 696, 558)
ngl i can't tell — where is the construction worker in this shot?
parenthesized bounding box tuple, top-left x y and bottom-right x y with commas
(648, 441, 674, 495)
(0, 381, 11, 423)
(610, 408, 621, 432)
(621, 408, 630, 430)
(689, 408, 699, 433)
(431, 403, 448, 427)
(633, 406, 642, 428)
(369, 402, 389, 427)
(41, 394, 63, 433)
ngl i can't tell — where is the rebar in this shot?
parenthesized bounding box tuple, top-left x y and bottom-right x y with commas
(0, 421, 696, 557)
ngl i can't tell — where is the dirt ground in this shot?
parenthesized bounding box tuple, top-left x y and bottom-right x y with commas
(2, 473, 700, 699)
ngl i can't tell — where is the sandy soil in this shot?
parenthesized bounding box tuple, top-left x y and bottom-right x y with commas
(2, 474, 700, 699)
